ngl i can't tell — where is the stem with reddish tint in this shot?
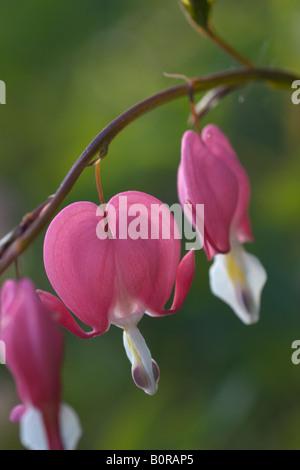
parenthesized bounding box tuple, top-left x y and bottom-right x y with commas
(0, 67, 298, 277)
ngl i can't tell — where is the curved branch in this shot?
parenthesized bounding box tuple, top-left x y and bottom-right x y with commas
(0, 66, 298, 277)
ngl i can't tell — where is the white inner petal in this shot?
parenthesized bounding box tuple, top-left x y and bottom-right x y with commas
(20, 406, 48, 450)
(123, 326, 159, 395)
(209, 242, 267, 325)
(19, 403, 82, 451)
(59, 403, 82, 450)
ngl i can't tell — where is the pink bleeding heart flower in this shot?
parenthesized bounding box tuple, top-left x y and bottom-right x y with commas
(38, 191, 195, 395)
(178, 125, 267, 324)
(0, 278, 82, 450)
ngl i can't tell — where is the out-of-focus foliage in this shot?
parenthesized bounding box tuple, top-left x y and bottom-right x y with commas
(0, 0, 300, 450)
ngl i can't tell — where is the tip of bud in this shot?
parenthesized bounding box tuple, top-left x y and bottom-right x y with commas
(123, 327, 160, 395)
(132, 359, 160, 396)
(236, 286, 259, 325)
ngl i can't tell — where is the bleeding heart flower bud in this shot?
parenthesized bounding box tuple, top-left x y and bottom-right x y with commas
(39, 191, 195, 395)
(178, 124, 253, 259)
(0, 278, 82, 450)
(178, 124, 267, 324)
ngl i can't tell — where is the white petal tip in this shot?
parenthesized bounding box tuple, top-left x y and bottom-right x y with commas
(60, 403, 82, 450)
(19, 404, 82, 450)
(132, 359, 160, 395)
(209, 244, 267, 325)
(123, 327, 160, 395)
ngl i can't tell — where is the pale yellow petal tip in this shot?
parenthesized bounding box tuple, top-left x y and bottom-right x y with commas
(209, 242, 267, 325)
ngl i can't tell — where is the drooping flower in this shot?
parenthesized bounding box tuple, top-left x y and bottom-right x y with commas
(0, 278, 82, 450)
(178, 124, 267, 324)
(38, 191, 195, 395)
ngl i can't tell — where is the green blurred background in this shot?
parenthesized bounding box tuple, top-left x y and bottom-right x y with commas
(0, 0, 300, 450)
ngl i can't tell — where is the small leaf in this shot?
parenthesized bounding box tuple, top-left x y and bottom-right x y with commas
(179, 0, 214, 32)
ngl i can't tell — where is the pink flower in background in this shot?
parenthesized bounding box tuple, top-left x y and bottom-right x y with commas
(0, 278, 82, 450)
(178, 125, 267, 324)
(38, 191, 195, 395)
(178, 124, 253, 260)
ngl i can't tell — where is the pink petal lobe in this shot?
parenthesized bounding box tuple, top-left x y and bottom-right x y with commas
(10, 404, 26, 423)
(44, 192, 190, 332)
(106, 191, 182, 322)
(37, 290, 99, 339)
(43, 202, 114, 334)
(149, 249, 195, 316)
(178, 130, 239, 260)
(202, 124, 253, 242)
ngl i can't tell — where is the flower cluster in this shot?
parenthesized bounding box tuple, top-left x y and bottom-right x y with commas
(178, 125, 267, 324)
(0, 123, 266, 450)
